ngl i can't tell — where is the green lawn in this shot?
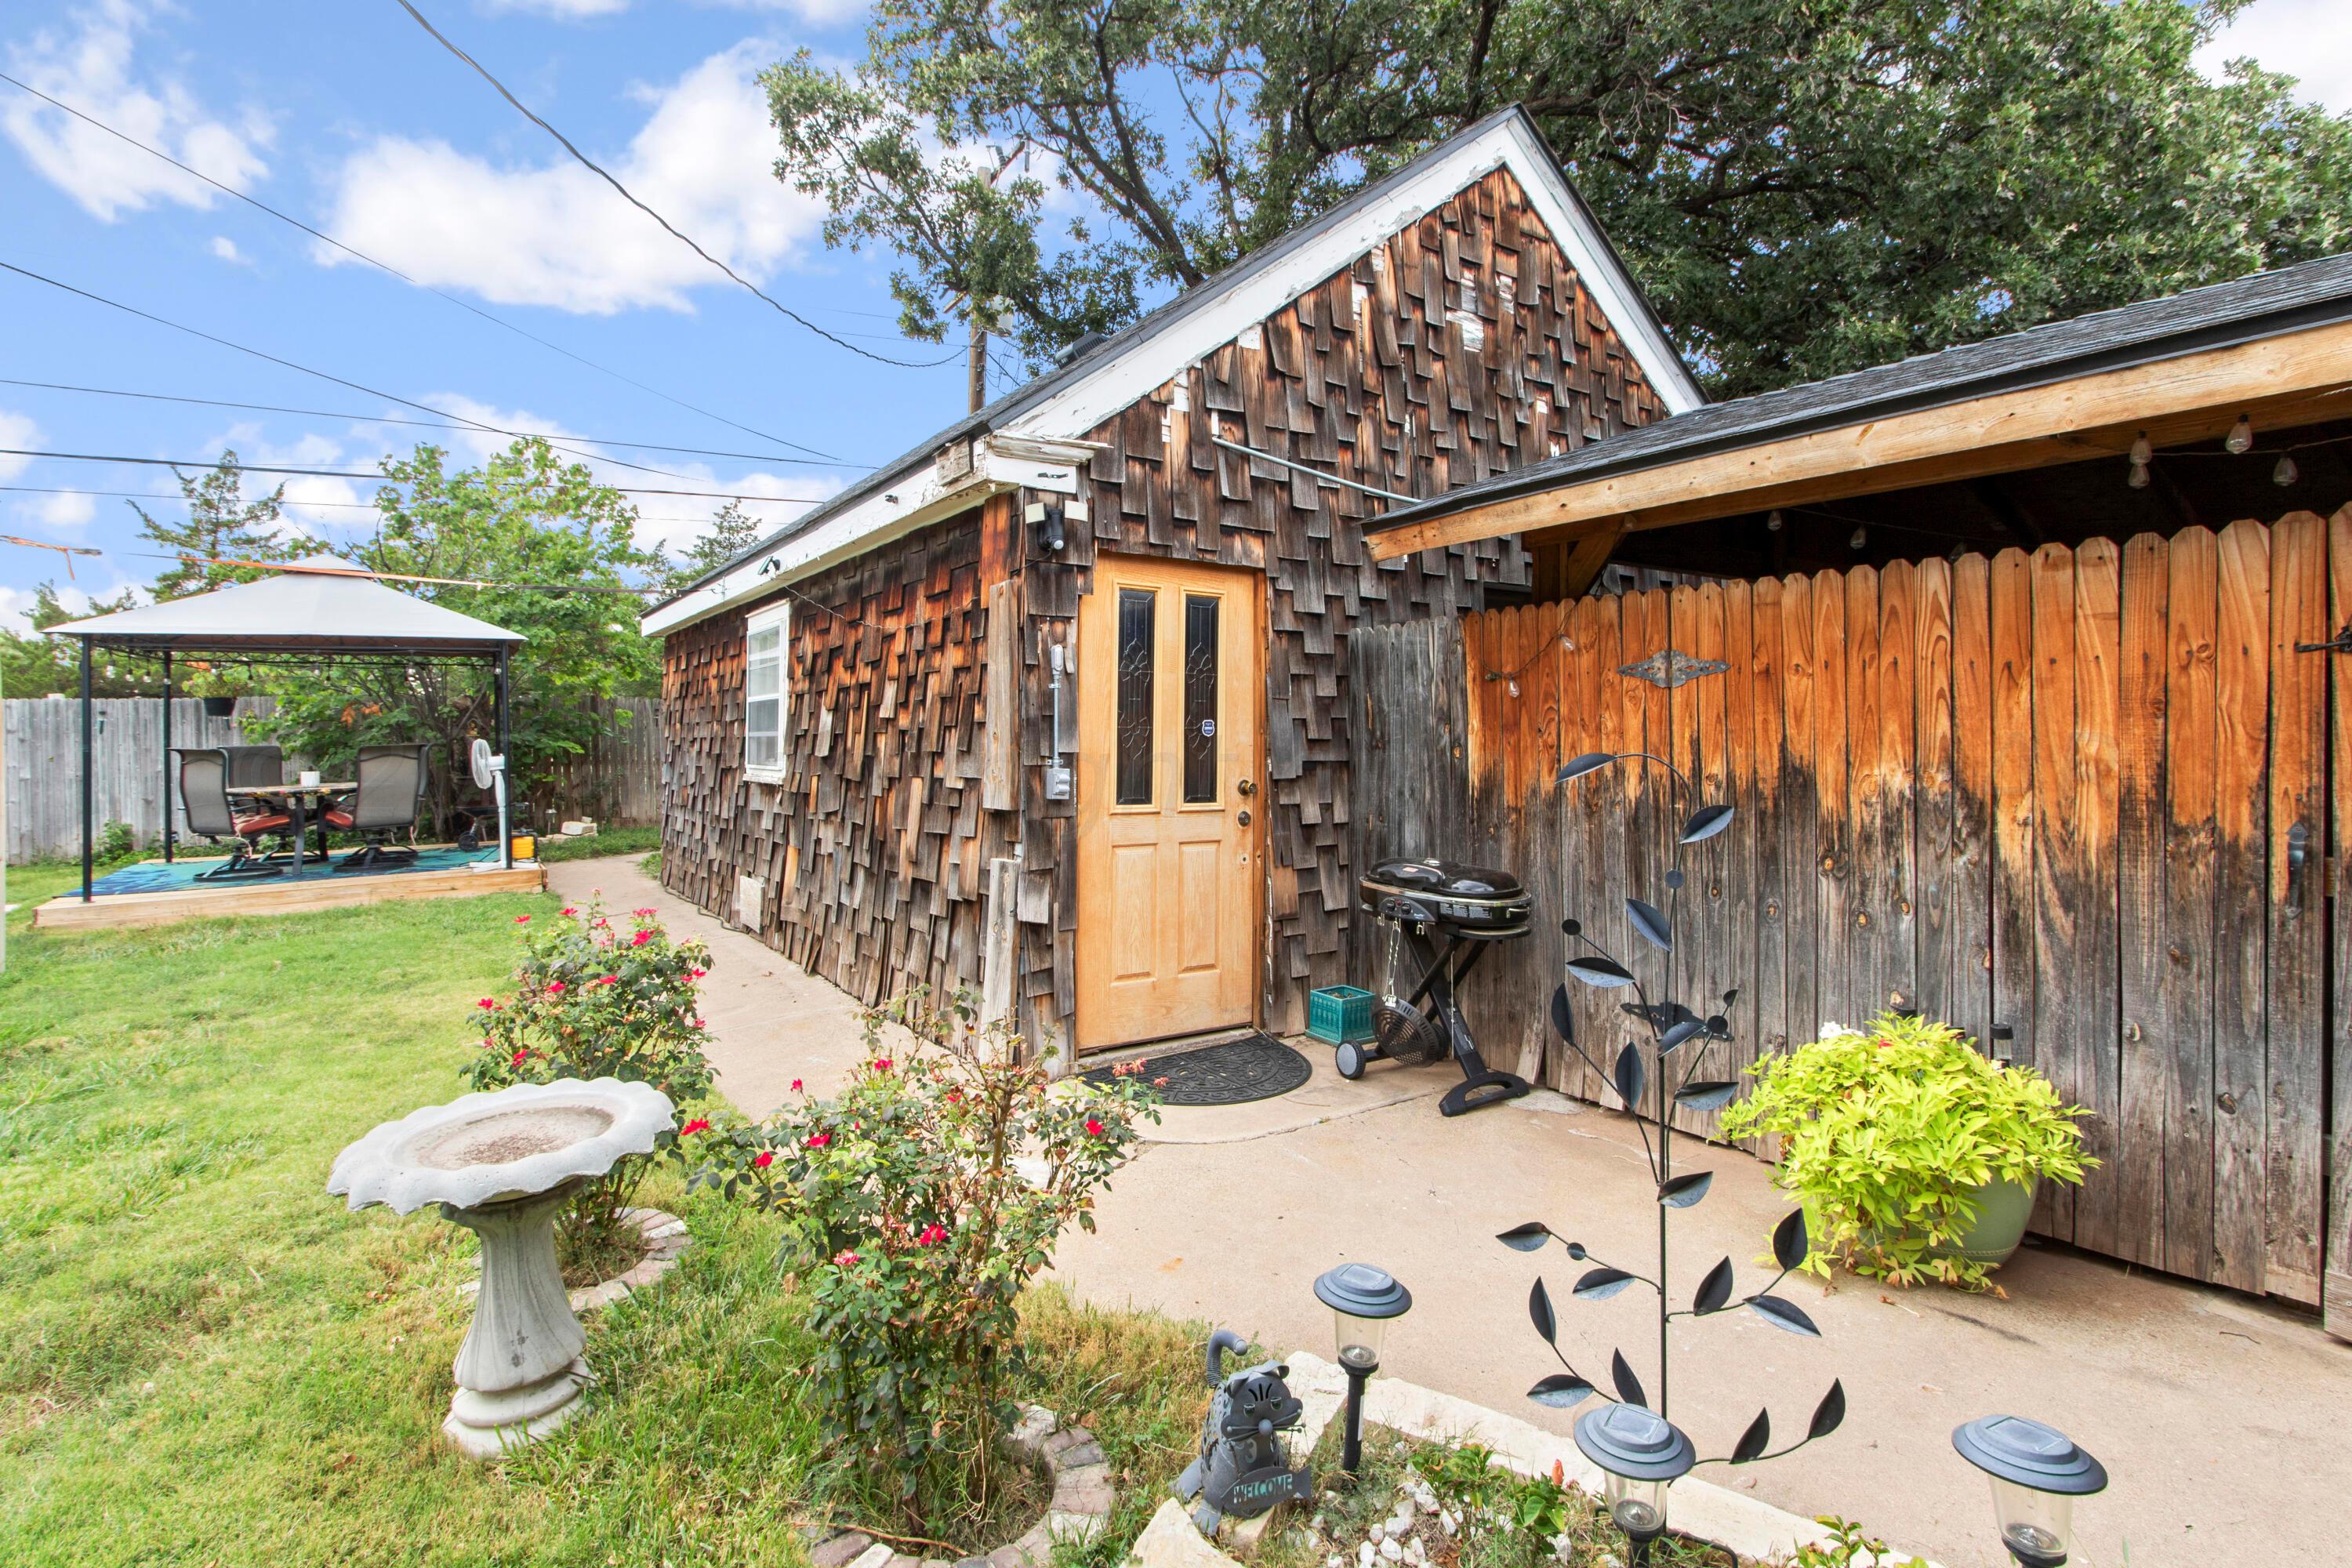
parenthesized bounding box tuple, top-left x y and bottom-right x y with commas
(533, 824, 661, 864)
(0, 862, 1208, 1567)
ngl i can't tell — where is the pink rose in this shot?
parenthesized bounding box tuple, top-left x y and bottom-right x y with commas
(833, 1249, 860, 1267)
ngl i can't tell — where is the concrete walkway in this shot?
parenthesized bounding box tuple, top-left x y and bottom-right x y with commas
(551, 854, 2352, 1568)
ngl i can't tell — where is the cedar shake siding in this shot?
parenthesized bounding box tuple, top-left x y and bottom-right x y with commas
(659, 165, 1672, 1048)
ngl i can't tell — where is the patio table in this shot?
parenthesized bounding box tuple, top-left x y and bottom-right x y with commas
(227, 782, 354, 879)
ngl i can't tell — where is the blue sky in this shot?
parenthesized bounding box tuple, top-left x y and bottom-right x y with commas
(2, 1, 2347, 631)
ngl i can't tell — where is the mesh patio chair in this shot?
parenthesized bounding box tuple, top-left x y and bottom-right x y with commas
(219, 744, 285, 789)
(320, 744, 430, 872)
(173, 747, 289, 881)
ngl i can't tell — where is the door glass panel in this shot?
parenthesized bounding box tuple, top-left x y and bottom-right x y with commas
(1116, 587, 1156, 804)
(1182, 594, 1219, 803)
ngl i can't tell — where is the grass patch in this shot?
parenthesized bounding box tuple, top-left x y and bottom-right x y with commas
(0, 862, 1207, 1566)
(535, 825, 662, 865)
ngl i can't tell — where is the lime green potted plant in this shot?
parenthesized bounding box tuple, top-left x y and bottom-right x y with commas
(1717, 1013, 2094, 1291)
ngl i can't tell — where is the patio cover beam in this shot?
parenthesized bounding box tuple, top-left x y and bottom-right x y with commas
(1368, 317, 2352, 559)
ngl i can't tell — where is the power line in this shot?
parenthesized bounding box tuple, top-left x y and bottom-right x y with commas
(387, 0, 964, 372)
(0, 377, 870, 470)
(0, 446, 840, 505)
(0, 260, 742, 486)
(0, 67, 840, 464)
(0, 485, 764, 529)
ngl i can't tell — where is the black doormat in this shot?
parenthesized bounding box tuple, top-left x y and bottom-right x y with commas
(1082, 1033, 1313, 1106)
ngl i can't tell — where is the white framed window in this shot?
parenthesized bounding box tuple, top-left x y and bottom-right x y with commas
(743, 601, 789, 782)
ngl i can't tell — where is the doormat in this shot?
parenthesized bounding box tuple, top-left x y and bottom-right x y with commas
(1081, 1033, 1312, 1107)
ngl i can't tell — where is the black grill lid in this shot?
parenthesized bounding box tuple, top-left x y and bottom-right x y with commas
(1362, 857, 1526, 902)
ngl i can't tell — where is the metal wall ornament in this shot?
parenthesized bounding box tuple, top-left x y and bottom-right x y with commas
(1500, 750, 1845, 1553)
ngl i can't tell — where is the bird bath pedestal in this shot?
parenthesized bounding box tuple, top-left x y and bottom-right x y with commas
(328, 1078, 676, 1460)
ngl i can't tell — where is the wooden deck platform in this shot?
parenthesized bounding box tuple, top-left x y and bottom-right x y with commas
(33, 859, 546, 931)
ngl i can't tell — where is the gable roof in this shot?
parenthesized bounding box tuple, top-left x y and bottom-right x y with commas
(644, 104, 1702, 636)
(1368, 250, 2352, 542)
(48, 566, 526, 658)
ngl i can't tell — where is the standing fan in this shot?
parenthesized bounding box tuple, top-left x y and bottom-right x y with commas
(469, 737, 510, 870)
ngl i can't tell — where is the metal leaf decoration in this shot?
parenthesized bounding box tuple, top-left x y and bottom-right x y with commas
(1659, 1171, 1714, 1209)
(1675, 1080, 1739, 1112)
(1568, 955, 1636, 989)
(1529, 1277, 1558, 1345)
(1610, 1348, 1647, 1409)
(1658, 1018, 1704, 1054)
(1771, 1208, 1809, 1272)
(1808, 1380, 1847, 1441)
(1731, 1409, 1772, 1464)
(1497, 1221, 1552, 1253)
(1748, 1294, 1823, 1338)
(1613, 1042, 1646, 1109)
(1527, 1374, 1595, 1410)
(1721, 989, 1741, 1008)
(1704, 1013, 1731, 1039)
(1573, 1266, 1637, 1301)
(1550, 985, 1576, 1045)
(1626, 898, 1673, 952)
(1679, 804, 1735, 844)
(1559, 752, 1617, 785)
(1693, 1256, 1735, 1315)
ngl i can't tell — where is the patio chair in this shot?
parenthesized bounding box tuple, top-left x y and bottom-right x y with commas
(174, 747, 289, 881)
(220, 744, 285, 788)
(321, 744, 430, 872)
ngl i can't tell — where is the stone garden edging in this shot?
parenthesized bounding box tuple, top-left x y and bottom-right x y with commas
(806, 1405, 1114, 1568)
(1129, 1352, 1940, 1568)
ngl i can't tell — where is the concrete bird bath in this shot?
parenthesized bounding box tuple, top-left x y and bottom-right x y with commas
(328, 1077, 676, 1459)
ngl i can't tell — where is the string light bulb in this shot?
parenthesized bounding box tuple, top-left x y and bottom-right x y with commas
(2225, 415, 2254, 455)
(2274, 453, 2299, 487)
(1766, 509, 1784, 532)
(1849, 525, 1867, 551)
(2127, 459, 2151, 490)
(1506, 678, 1521, 698)
(2129, 432, 2152, 465)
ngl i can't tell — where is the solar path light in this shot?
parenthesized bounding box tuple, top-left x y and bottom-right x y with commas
(1312, 1261, 1411, 1476)
(1573, 1402, 1695, 1566)
(1952, 1414, 2107, 1568)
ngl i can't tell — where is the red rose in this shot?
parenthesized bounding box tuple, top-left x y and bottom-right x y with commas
(806, 1132, 831, 1149)
(790, 1079, 804, 1093)
(477, 998, 496, 1011)
(833, 1249, 860, 1267)
(514, 915, 530, 924)
(873, 1058, 893, 1073)
(752, 1150, 775, 1169)
(680, 1118, 712, 1137)
(630, 930, 654, 946)
(916, 1224, 947, 1247)
(690, 967, 707, 979)
(560, 906, 577, 916)
(1085, 1118, 1105, 1136)
(510, 1048, 528, 1067)
(545, 981, 566, 996)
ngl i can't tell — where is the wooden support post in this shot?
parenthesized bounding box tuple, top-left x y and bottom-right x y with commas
(982, 852, 1019, 1026)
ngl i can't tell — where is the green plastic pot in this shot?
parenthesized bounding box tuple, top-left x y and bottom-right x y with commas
(1810, 1178, 2039, 1271)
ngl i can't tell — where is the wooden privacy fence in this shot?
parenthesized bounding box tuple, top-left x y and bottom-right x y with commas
(3, 695, 665, 862)
(1351, 507, 2352, 1329)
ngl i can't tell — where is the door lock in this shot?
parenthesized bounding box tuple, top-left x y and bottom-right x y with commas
(1236, 809, 1252, 826)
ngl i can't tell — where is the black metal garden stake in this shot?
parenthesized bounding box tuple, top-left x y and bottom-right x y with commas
(1497, 750, 1846, 1548)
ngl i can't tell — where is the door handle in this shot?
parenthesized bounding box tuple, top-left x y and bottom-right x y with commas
(1236, 779, 1256, 796)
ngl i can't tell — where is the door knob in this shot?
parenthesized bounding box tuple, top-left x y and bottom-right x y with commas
(1236, 779, 1256, 796)
(1236, 809, 1252, 826)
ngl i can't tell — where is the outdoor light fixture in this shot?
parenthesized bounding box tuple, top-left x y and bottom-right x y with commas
(1848, 524, 1867, 550)
(1573, 1403, 1695, 1565)
(2275, 453, 2300, 487)
(2225, 414, 2255, 455)
(1952, 1414, 2107, 1568)
(1313, 1261, 1410, 1475)
(1025, 499, 1067, 556)
(1765, 508, 1784, 532)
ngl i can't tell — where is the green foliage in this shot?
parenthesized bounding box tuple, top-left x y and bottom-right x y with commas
(247, 437, 662, 835)
(533, 824, 662, 864)
(129, 449, 323, 607)
(773, 0, 2352, 396)
(463, 898, 715, 1277)
(93, 821, 136, 864)
(659, 498, 766, 595)
(0, 582, 156, 698)
(1717, 1014, 2094, 1290)
(1789, 1516, 1929, 1568)
(685, 986, 1159, 1531)
(1412, 1443, 1573, 1551)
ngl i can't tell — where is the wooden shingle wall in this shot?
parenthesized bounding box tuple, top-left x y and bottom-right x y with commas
(1007, 165, 1671, 1042)
(660, 512, 1011, 1007)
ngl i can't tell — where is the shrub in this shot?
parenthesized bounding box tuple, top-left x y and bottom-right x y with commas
(96, 820, 137, 863)
(684, 986, 1160, 1534)
(463, 897, 714, 1277)
(1717, 1013, 2094, 1290)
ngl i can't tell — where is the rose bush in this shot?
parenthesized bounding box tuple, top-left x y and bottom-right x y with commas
(683, 986, 1159, 1533)
(463, 897, 715, 1277)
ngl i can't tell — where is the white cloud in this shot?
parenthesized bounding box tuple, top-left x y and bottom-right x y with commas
(207, 234, 249, 264)
(0, 575, 136, 633)
(316, 42, 826, 314)
(484, 0, 631, 16)
(34, 489, 96, 528)
(1, 0, 273, 221)
(706, 0, 873, 24)
(0, 410, 39, 480)
(2197, 0, 2352, 112)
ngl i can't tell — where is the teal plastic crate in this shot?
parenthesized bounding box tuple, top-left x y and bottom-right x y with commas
(1307, 985, 1376, 1045)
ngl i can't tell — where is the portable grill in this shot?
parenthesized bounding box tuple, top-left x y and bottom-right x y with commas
(1346, 856, 1535, 1117)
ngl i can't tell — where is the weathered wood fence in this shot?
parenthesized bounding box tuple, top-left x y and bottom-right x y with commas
(3, 695, 664, 862)
(1352, 508, 2352, 1331)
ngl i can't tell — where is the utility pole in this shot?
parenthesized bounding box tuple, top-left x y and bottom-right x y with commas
(967, 299, 989, 413)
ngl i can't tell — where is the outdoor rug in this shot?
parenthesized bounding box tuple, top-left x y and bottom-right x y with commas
(84, 844, 497, 896)
(1083, 1032, 1313, 1106)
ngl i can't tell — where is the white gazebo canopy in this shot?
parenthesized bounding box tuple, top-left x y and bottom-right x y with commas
(48, 566, 527, 659)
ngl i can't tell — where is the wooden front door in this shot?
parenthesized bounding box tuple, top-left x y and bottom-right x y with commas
(1075, 556, 1263, 1050)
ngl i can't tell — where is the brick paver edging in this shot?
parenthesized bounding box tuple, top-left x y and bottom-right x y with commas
(805, 1405, 1114, 1568)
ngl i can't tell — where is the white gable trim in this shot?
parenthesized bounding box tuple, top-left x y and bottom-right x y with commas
(1001, 114, 1702, 442)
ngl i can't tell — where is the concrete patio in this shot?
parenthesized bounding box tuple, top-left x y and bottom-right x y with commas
(553, 855, 2352, 1568)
